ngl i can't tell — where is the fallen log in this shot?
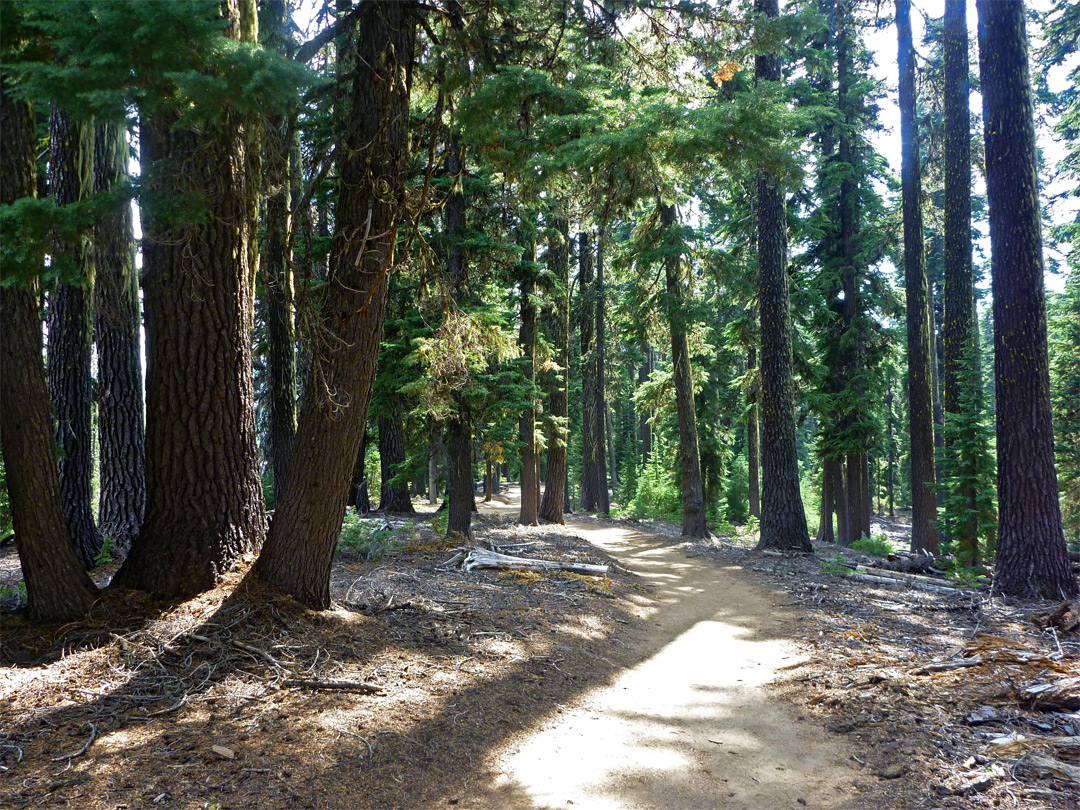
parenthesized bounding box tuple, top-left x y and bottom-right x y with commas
(457, 547, 608, 577)
(846, 570, 965, 596)
(1019, 755, 1080, 787)
(1021, 676, 1080, 711)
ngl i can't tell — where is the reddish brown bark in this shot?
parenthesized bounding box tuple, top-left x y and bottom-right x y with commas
(977, 0, 1077, 598)
(115, 0, 267, 598)
(254, 1, 417, 607)
(0, 78, 98, 622)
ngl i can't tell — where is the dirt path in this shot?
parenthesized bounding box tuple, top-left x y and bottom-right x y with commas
(473, 501, 863, 810)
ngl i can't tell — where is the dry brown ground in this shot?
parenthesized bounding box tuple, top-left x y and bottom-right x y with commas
(1, 492, 1078, 810)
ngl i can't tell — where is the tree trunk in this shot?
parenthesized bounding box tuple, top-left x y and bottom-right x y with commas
(348, 431, 370, 514)
(93, 121, 145, 554)
(661, 202, 710, 538)
(816, 459, 836, 544)
(254, 1, 416, 608)
(607, 406, 618, 494)
(834, 458, 852, 546)
(755, 0, 811, 552)
(428, 430, 439, 505)
(747, 345, 761, 520)
(378, 413, 415, 513)
(595, 230, 610, 514)
(943, 0, 980, 563)
(47, 109, 101, 569)
(263, 0, 297, 505)
(539, 216, 570, 524)
(639, 346, 653, 467)
(898, 0, 940, 554)
(518, 237, 540, 525)
(579, 231, 601, 511)
(846, 451, 865, 541)
(447, 402, 474, 538)
(976, 0, 1077, 598)
(0, 82, 98, 622)
(116, 0, 267, 598)
(886, 380, 897, 519)
(443, 130, 474, 539)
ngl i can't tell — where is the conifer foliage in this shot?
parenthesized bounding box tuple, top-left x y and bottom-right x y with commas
(0, 0, 1077, 621)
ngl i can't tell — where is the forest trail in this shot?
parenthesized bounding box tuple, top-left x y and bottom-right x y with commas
(472, 493, 861, 810)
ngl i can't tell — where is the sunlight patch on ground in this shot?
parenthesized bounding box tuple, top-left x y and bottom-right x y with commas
(490, 608, 813, 809)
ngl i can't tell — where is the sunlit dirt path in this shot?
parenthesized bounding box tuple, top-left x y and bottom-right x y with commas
(472, 495, 863, 810)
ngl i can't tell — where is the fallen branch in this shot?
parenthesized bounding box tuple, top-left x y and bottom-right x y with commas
(911, 655, 984, 675)
(457, 547, 609, 576)
(52, 722, 96, 762)
(282, 679, 382, 694)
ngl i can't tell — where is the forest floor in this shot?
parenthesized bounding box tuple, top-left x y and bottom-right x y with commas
(1, 489, 1079, 810)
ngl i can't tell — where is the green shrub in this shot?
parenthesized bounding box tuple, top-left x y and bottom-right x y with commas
(724, 455, 749, 524)
(0, 582, 27, 605)
(852, 534, 893, 558)
(630, 443, 681, 519)
(338, 514, 399, 560)
(93, 536, 118, 566)
(820, 553, 855, 577)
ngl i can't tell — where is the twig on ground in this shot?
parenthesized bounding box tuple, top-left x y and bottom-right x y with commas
(282, 679, 382, 694)
(51, 722, 96, 762)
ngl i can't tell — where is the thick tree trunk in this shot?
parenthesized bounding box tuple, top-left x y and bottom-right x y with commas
(977, 0, 1077, 598)
(47, 109, 101, 569)
(117, 0, 267, 599)
(539, 216, 570, 524)
(834, 458, 852, 546)
(378, 413, 415, 513)
(747, 345, 761, 520)
(816, 459, 836, 545)
(755, 0, 811, 552)
(93, 121, 145, 554)
(447, 401, 474, 539)
(595, 231, 610, 514)
(518, 238, 540, 525)
(579, 231, 601, 511)
(254, 1, 416, 608)
(661, 202, 710, 538)
(942, 0, 980, 563)
(263, 0, 297, 505)
(443, 130, 474, 539)
(0, 83, 98, 622)
(898, 0, 940, 554)
(846, 451, 865, 541)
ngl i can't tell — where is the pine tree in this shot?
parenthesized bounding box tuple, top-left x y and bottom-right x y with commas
(116, 0, 268, 598)
(897, 0, 939, 553)
(660, 201, 710, 538)
(976, 0, 1077, 599)
(255, 1, 418, 607)
(539, 214, 571, 523)
(93, 120, 145, 552)
(261, 0, 298, 505)
(0, 67, 98, 622)
(755, 0, 810, 552)
(47, 108, 102, 568)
